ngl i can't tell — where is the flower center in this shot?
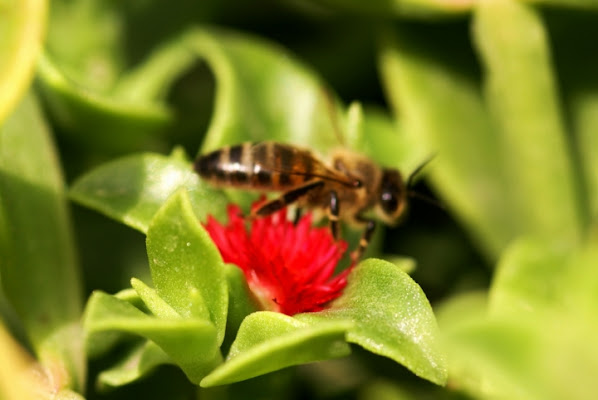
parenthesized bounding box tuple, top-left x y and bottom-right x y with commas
(204, 202, 352, 315)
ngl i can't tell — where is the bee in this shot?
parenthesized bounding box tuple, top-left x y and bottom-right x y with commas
(194, 141, 426, 261)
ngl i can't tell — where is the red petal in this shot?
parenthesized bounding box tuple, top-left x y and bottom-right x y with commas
(204, 201, 351, 315)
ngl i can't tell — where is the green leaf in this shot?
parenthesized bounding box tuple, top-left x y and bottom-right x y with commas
(489, 230, 598, 322)
(184, 28, 343, 155)
(488, 237, 571, 317)
(359, 380, 418, 400)
(53, 389, 87, 400)
(222, 263, 259, 352)
(97, 341, 172, 389)
(69, 151, 228, 234)
(473, 0, 582, 243)
(84, 291, 221, 384)
(201, 312, 352, 387)
(146, 189, 228, 344)
(551, 14, 598, 224)
(83, 287, 153, 360)
(560, 229, 598, 318)
(378, 25, 514, 259)
(569, 85, 598, 223)
(131, 278, 191, 319)
(527, 0, 598, 9)
(435, 290, 488, 331)
(0, 0, 47, 123)
(443, 316, 550, 400)
(301, 258, 447, 386)
(382, 255, 416, 275)
(114, 287, 147, 311)
(0, 94, 84, 390)
(443, 233, 598, 400)
(0, 322, 37, 400)
(182, 27, 415, 166)
(36, 0, 213, 150)
(299, 0, 473, 18)
(443, 311, 598, 400)
(37, 53, 173, 150)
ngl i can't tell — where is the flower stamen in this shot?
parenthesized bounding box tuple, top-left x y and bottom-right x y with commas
(204, 202, 351, 315)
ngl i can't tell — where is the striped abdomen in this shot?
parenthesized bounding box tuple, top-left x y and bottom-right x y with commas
(194, 142, 325, 190)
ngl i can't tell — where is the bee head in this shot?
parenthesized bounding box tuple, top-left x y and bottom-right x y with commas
(376, 169, 407, 225)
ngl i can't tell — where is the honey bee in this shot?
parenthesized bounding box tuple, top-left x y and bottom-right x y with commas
(194, 141, 424, 261)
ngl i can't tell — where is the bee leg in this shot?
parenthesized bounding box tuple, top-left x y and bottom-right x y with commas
(293, 207, 303, 225)
(328, 190, 340, 240)
(351, 218, 376, 263)
(253, 180, 324, 217)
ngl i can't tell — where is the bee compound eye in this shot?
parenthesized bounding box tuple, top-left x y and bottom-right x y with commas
(381, 191, 399, 214)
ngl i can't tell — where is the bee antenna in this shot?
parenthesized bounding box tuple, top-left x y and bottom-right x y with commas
(407, 190, 446, 211)
(406, 155, 444, 211)
(406, 155, 436, 190)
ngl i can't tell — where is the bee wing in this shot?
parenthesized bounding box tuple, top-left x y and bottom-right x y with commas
(249, 142, 357, 187)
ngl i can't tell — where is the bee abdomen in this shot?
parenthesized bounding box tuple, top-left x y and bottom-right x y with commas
(194, 143, 251, 186)
(194, 142, 311, 190)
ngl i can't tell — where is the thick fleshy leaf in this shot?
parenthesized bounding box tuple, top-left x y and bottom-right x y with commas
(299, 0, 472, 17)
(131, 277, 195, 319)
(201, 312, 352, 387)
(442, 234, 598, 400)
(187, 27, 413, 167)
(0, 322, 37, 400)
(442, 307, 598, 400)
(567, 95, 598, 223)
(359, 380, 417, 400)
(488, 237, 571, 317)
(97, 341, 172, 389)
(221, 263, 259, 352)
(473, 0, 582, 244)
(300, 258, 447, 385)
(114, 287, 147, 312)
(560, 230, 598, 318)
(383, 256, 416, 275)
(443, 316, 551, 400)
(489, 230, 598, 321)
(435, 291, 488, 331)
(548, 14, 598, 224)
(36, 0, 216, 149)
(84, 291, 221, 384)
(69, 151, 228, 233)
(0, 0, 46, 123)
(378, 25, 513, 259)
(85, 287, 152, 360)
(0, 94, 84, 391)
(0, 322, 86, 400)
(37, 53, 173, 150)
(529, 0, 598, 8)
(185, 28, 342, 155)
(146, 189, 228, 344)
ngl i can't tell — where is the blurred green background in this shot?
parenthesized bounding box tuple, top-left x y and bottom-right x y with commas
(2, 0, 598, 399)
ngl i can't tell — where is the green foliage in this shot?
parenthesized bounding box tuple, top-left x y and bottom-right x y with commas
(84, 291, 220, 384)
(0, 0, 47, 122)
(440, 234, 598, 400)
(201, 312, 352, 386)
(146, 190, 228, 341)
(3, 0, 598, 399)
(0, 95, 85, 391)
(300, 259, 447, 385)
(70, 151, 228, 233)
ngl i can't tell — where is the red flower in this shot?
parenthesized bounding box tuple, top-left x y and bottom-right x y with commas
(204, 203, 351, 316)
